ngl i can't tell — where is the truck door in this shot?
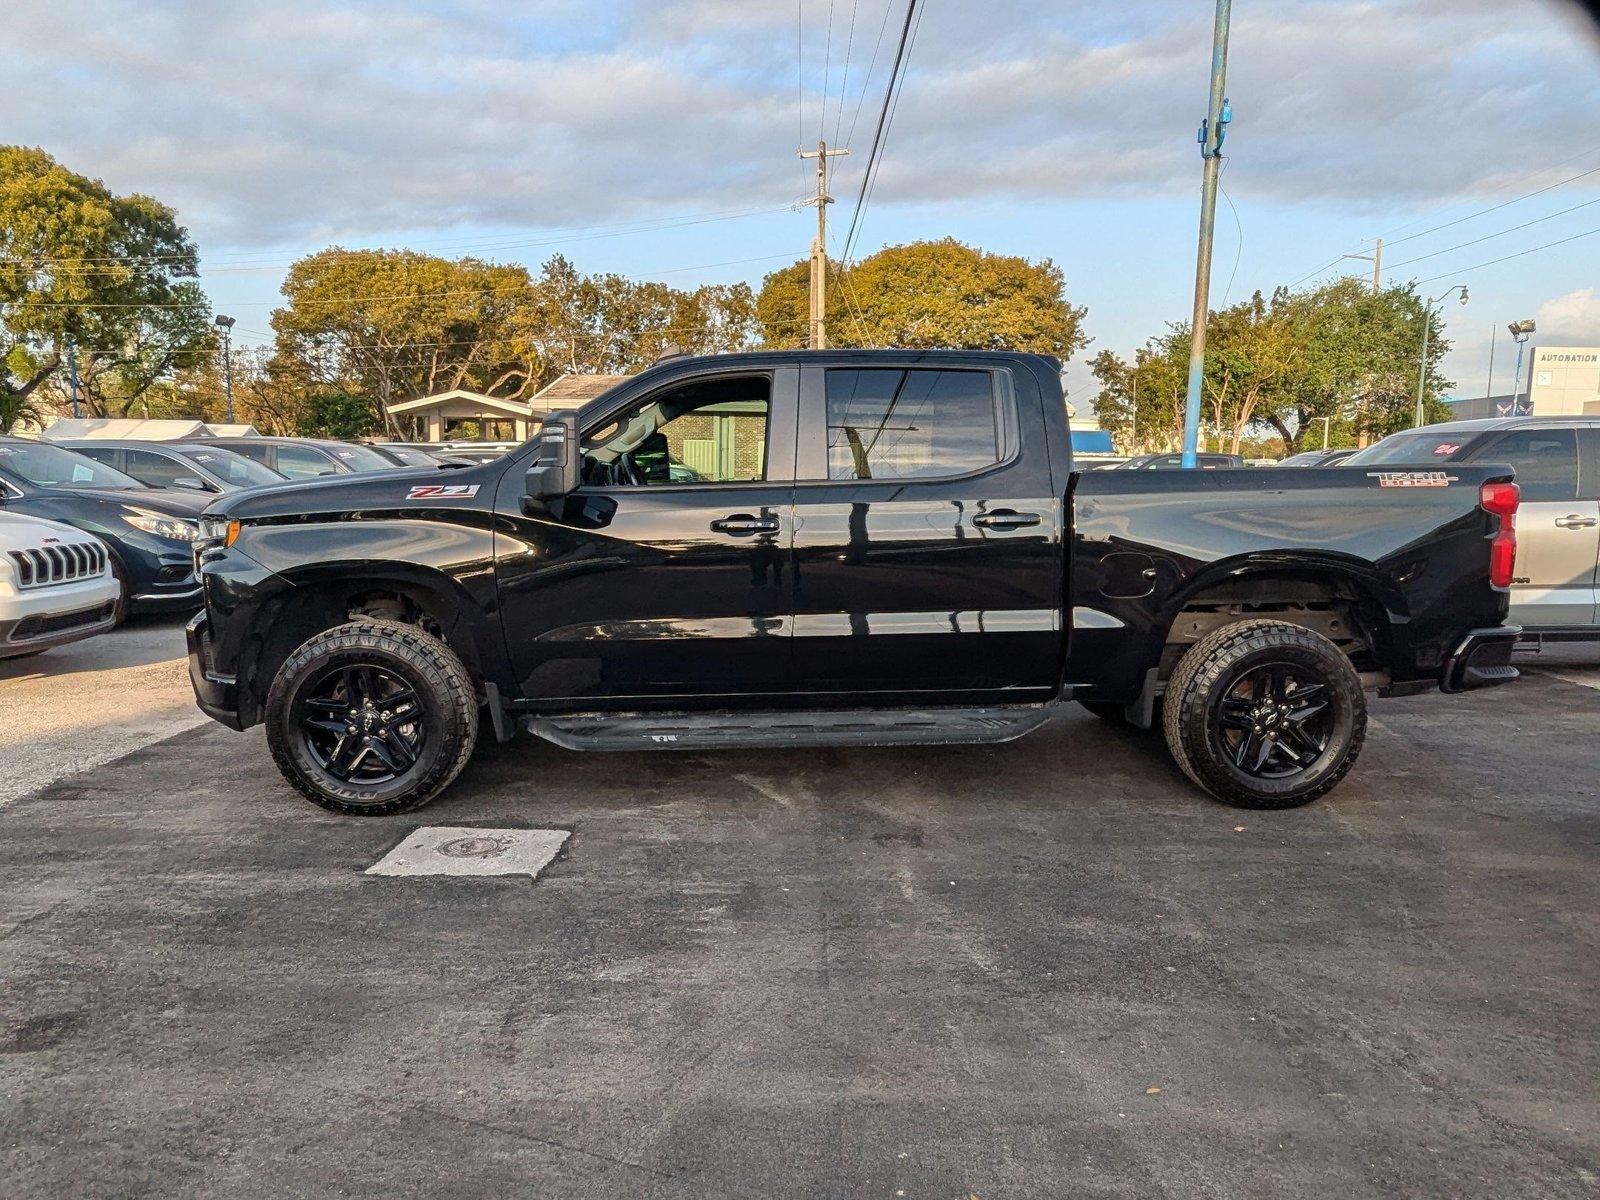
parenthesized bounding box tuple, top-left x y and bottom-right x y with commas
(1468, 426, 1597, 628)
(493, 367, 799, 704)
(787, 361, 1063, 700)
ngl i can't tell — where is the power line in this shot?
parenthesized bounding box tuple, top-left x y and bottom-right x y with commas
(847, 0, 923, 266)
(1380, 162, 1600, 252)
(819, 0, 835, 143)
(832, 0, 861, 148)
(840, 0, 919, 265)
(1413, 224, 1600, 286)
(1284, 153, 1600, 291)
(1385, 194, 1600, 271)
(844, 1, 900, 167)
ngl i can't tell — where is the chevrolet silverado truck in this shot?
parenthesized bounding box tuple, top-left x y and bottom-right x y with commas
(186, 350, 1522, 817)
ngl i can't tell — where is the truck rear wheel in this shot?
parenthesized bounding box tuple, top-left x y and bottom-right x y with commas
(264, 619, 478, 817)
(1162, 619, 1365, 809)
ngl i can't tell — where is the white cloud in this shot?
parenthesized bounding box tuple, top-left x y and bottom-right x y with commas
(1537, 287, 1600, 342)
(4, 0, 1599, 246)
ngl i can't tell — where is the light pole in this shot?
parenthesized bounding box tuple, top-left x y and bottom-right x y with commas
(1179, 0, 1232, 468)
(1507, 319, 1535, 415)
(1315, 415, 1332, 451)
(1414, 285, 1468, 428)
(213, 314, 236, 422)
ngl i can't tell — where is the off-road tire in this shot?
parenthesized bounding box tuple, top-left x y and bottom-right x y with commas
(265, 619, 478, 816)
(1162, 619, 1366, 809)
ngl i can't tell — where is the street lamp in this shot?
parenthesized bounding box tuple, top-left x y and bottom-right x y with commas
(1415, 285, 1468, 428)
(213, 314, 236, 423)
(1507, 319, 1536, 416)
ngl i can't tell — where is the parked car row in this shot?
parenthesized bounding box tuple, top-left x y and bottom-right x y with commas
(0, 432, 498, 660)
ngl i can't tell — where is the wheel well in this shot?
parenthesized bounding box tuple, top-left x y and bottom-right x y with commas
(243, 580, 484, 720)
(1158, 573, 1389, 683)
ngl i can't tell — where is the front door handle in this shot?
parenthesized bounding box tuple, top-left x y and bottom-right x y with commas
(1554, 514, 1599, 529)
(710, 513, 779, 535)
(972, 510, 1042, 530)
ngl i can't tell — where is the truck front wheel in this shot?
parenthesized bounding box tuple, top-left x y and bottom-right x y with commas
(1162, 619, 1366, 809)
(264, 619, 479, 817)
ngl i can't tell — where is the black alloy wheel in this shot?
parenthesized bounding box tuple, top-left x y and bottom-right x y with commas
(1214, 664, 1334, 779)
(264, 619, 479, 816)
(1163, 619, 1366, 809)
(296, 663, 426, 784)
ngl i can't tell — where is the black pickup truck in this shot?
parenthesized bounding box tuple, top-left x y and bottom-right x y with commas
(187, 350, 1521, 816)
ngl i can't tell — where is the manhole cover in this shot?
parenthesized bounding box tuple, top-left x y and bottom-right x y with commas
(437, 836, 514, 859)
(367, 827, 569, 879)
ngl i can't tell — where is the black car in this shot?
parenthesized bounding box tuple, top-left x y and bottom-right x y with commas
(65, 440, 286, 494)
(0, 437, 208, 616)
(187, 349, 1518, 818)
(365, 444, 474, 469)
(1112, 452, 1248, 469)
(1277, 449, 1357, 467)
(186, 437, 402, 480)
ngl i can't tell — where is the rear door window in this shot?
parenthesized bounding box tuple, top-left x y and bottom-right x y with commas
(825, 368, 1000, 481)
(275, 445, 342, 479)
(1468, 428, 1579, 502)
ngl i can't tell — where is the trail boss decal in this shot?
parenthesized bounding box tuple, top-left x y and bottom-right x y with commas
(1367, 471, 1457, 488)
(406, 484, 480, 500)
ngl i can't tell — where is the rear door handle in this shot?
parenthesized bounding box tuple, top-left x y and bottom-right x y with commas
(710, 513, 779, 535)
(972, 510, 1042, 530)
(1554, 514, 1599, 529)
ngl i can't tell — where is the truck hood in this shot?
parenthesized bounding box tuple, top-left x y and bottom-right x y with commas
(206, 461, 502, 521)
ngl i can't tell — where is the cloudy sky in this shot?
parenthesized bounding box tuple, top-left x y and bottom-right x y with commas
(10, 0, 1600, 408)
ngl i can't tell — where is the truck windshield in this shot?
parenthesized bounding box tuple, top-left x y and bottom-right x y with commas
(0, 441, 146, 489)
(1344, 434, 1475, 465)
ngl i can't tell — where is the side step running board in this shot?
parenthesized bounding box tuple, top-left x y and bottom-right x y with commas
(523, 704, 1057, 753)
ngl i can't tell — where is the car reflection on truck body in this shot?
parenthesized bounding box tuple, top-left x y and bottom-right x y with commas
(186, 350, 1521, 819)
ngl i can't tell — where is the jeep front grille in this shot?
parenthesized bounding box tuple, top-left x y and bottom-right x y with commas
(7, 542, 108, 589)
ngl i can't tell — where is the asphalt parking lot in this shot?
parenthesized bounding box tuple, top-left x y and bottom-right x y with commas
(2, 629, 1599, 1198)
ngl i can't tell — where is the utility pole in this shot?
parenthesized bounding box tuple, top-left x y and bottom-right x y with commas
(1484, 323, 1496, 399)
(1343, 237, 1383, 291)
(66, 335, 82, 419)
(214, 314, 237, 422)
(799, 140, 848, 349)
(1180, 0, 1232, 468)
(1414, 285, 1468, 427)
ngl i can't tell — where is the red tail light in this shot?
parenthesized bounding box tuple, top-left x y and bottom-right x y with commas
(1480, 481, 1519, 589)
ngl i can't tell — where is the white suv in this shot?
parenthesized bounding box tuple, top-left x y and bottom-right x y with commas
(0, 513, 122, 659)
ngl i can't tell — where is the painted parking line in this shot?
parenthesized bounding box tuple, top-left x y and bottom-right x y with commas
(367, 826, 569, 879)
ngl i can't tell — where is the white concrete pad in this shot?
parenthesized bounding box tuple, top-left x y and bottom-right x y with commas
(366, 827, 569, 879)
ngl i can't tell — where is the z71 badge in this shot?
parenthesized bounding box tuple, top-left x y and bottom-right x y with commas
(1366, 471, 1456, 488)
(406, 484, 480, 500)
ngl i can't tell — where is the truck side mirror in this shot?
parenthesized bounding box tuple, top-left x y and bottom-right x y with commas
(524, 409, 580, 502)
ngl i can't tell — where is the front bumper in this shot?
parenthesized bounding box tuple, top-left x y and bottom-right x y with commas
(1440, 625, 1522, 694)
(187, 610, 244, 729)
(0, 573, 122, 658)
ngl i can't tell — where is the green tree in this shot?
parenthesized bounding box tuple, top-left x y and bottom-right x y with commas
(1267, 280, 1453, 452)
(0, 146, 214, 426)
(270, 248, 540, 433)
(756, 238, 1089, 358)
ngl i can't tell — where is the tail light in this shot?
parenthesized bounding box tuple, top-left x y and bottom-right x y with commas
(1480, 481, 1519, 590)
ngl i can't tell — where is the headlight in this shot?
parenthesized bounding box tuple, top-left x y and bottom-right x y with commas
(199, 516, 242, 547)
(123, 509, 200, 542)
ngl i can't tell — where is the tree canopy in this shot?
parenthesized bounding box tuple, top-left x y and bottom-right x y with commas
(1093, 280, 1455, 455)
(0, 146, 213, 426)
(756, 238, 1089, 359)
